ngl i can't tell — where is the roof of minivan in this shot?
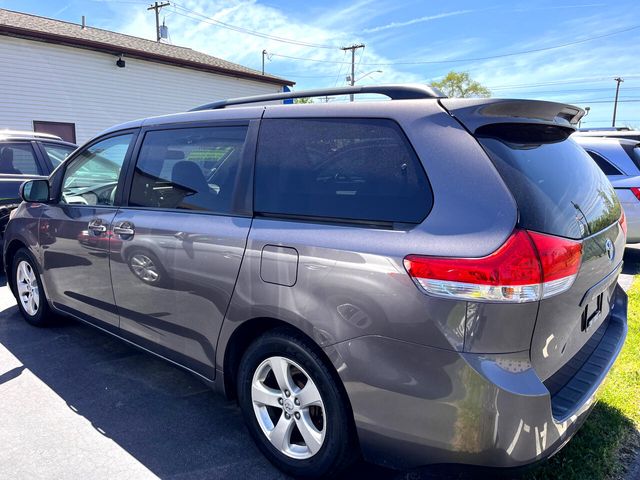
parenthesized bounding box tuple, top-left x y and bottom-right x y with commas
(99, 95, 585, 138)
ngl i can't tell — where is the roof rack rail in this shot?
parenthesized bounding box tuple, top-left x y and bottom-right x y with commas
(189, 84, 445, 111)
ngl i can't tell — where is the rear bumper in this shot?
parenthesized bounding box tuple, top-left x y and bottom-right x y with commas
(325, 285, 627, 470)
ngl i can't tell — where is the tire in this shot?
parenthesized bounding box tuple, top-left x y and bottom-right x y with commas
(237, 328, 357, 479)
(11, 248, 53, 327)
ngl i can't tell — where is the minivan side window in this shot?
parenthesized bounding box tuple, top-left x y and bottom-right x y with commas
(0, 143, 41, 175)
(586, 150, 623, 175)
(61, 134, 133, 206)
(254, 118, 432, 224)
(128, 126, 248, 214)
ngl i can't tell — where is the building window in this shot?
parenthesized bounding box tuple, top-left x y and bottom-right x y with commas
(33, 121, 76, 144)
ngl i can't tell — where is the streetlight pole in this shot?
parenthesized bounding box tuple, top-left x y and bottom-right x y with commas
(579, 106, 590, 129)
(262, 49, 267, 75)
(612, 77, 624, 128)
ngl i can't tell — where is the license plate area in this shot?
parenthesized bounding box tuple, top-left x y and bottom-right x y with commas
(581, 292, 604, 332)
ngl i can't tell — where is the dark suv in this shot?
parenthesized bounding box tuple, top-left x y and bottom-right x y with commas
(4, 85, 627, 478)
(0, 130, 76, 240)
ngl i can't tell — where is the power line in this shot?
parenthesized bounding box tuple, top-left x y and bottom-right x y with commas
(266, 24, 640, 66)
(169, 2, 341, 49)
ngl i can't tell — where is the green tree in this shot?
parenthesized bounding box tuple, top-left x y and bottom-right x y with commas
(431, 71, 491, 98)
(294, 97, 314, 104)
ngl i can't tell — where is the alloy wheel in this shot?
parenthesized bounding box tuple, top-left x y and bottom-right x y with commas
(251, 356, 326, 459)
(16, 260, 39, 316)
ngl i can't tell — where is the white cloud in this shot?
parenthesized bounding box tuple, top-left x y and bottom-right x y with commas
(361, 10, 475, 34)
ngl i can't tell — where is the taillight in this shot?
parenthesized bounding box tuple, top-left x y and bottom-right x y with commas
(630, 188, 640, 201)
(404, 229, 582, 303)
(619, 210, 628, 236)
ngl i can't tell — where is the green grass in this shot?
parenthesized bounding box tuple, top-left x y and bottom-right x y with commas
(525, 278, 640, 480)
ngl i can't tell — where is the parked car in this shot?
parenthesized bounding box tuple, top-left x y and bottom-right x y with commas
(0, 130, 76, 239)
(574, 136, 640, 243)
(4, 86, 627, 478)
(574, 128, 640, 142)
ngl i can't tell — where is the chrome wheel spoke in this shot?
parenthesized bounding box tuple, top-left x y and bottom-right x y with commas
(295, 412, 323, 455)
(269, 356, 295, 394)
(269, 413, 294, 451)
(297, 381, 322, 408)
(252, 383, 282, 408)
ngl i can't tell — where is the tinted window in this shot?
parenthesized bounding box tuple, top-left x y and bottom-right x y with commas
(478, 124, 620, 239)
(620, 142, 640, 170)
(586, 151, 623, 175)
(129, 126, 247, 214)
(0, 143, 40, 175)
(62, 134, 133, 205)
(41, 143, 76, 167)
(255, 118, 431, 224)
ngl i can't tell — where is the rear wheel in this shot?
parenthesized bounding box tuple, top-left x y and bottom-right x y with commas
(237, 329, 356, 478)
(12, 248, 53, 326)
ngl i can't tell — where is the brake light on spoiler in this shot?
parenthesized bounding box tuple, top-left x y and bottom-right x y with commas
(404, 230, 582, 303)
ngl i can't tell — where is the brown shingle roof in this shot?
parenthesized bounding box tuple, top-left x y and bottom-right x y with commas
(0, 8, 294, 86)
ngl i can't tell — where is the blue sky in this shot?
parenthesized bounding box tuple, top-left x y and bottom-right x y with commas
(2, 0, 639, 127)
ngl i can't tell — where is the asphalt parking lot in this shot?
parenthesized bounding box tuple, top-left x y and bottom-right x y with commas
(1, 246, 638, 480)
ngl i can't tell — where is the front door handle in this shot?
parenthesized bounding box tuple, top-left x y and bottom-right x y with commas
(88, 219, 106, 234)
(113, 222, 135, 236)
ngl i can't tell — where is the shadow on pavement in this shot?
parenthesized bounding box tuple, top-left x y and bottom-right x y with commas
(0, 290, 478, 480)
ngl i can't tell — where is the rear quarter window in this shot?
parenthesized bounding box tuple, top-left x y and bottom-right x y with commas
(254, 118, 432, 226)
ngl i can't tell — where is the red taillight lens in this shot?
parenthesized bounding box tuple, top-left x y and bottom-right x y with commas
(630, 188, 640, 201)
(404, 229, 582, 303)
(619, 210, 628, 236)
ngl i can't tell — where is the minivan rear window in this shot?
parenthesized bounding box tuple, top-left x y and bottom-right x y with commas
(254, 118, 432, 225)
(477, 124, 621, 239)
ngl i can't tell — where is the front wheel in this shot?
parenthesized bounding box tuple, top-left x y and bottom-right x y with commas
(12, 248, 53, 326)
(237, 329, 357, 478)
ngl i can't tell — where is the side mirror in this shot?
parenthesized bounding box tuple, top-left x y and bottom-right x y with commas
(19, 179, 50, 203)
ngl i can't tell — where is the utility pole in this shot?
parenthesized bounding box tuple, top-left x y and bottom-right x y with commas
(341, 44, 365, 102)
(612, 77, 624, 127)
(148, 2, 170, 42)
(262, 49, 267, 75)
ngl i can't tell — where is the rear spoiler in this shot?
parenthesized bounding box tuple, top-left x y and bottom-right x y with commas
(439, 98, 585, 133)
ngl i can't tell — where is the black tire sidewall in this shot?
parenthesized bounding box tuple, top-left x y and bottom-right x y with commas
(12, 248, 50, 326)
(237, 330, 355, 478)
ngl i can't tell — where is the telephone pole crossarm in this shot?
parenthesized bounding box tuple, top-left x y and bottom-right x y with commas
(341, 44, 365, 102)
(148, 2, 171, 42)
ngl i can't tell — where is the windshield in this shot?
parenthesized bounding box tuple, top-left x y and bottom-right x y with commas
(41, 143, 76, 167)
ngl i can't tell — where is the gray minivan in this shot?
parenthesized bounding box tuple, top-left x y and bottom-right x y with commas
(4, 85, 627, 478)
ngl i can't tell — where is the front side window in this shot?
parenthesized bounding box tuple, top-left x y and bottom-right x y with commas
(41, 143, 76, 167)
(61, 134, 133, 206)
(0, 143, 40, 175)
(254, 118, 432, 224)
(129, 126, 248, 214)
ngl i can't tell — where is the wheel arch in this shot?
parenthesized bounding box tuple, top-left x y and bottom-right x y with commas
(5, 239, 28, 296)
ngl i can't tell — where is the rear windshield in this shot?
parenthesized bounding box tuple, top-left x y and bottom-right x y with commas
(477, 124, 621, 239)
